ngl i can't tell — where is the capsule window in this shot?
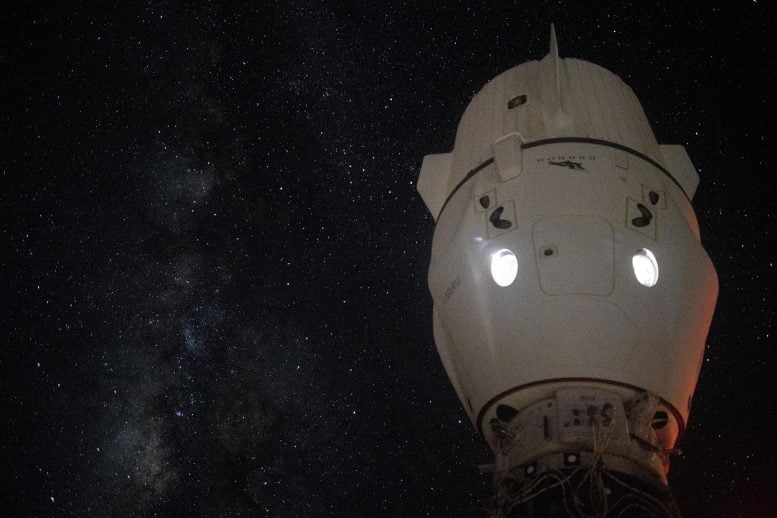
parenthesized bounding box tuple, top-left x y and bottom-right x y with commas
(491, 249, 518, 287)
(632, 248, 659, 287)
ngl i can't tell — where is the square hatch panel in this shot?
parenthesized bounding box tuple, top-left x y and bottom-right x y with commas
(533, 217, 614, 296)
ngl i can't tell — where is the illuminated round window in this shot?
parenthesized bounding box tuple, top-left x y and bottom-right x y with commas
(632, 248, 659, 287)
(491, 249, 518, 287)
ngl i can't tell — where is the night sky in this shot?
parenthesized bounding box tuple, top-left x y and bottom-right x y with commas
(2, 2, 775, 517)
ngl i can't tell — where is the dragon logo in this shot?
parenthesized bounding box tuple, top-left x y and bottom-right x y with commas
(548, 160, 586, 171)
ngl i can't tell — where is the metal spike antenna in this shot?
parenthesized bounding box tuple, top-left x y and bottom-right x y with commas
(542, 23, 570, 130)
(550, 23, 560, 101)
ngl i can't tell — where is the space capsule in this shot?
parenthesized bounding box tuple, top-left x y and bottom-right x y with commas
(417, 26, 718, 516)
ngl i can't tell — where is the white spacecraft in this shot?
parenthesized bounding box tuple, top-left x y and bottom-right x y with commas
(417, 27, 718, 517)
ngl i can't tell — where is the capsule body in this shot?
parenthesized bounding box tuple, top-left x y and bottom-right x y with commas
(418, 29, 717, 511)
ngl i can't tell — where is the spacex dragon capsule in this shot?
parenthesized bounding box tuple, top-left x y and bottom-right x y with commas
(417, 26, 718, 517)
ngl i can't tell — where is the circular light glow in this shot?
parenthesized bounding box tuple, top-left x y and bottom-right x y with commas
(490, 249, 518, 287)
(632, 248, 659, 287)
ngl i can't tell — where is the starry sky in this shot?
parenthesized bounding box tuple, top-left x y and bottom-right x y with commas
(2, 2, 775, 516)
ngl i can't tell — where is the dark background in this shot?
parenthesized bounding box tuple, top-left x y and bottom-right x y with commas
(2, 2, 774, 516)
